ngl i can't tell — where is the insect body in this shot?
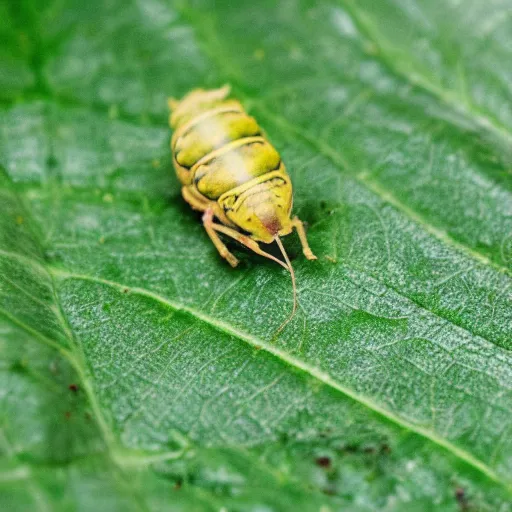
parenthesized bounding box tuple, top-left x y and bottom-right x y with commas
(168, 85, 316, 326)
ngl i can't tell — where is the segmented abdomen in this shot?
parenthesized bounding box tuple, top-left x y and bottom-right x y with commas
(171, 101, 285, 200)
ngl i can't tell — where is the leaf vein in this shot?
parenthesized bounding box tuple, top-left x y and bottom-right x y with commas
(49, 268, 511, 490)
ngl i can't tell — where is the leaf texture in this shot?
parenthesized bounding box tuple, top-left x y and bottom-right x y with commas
(1, 1, 511, 510)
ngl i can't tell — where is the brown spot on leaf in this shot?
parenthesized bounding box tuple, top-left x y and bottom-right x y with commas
(315, 456, 331, 468)
(380, 443, 391, 454)
(69, 384, 78, 393)
(455, 487, 470, 511)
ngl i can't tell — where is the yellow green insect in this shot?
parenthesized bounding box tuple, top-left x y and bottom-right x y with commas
(168, 85, 316, 326)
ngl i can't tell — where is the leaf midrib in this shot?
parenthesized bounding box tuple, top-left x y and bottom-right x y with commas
(6, 89, 511, 352)
(3, 243, 508, 488)
(1, 214, 508, 355)
(39, 266, 508, 490)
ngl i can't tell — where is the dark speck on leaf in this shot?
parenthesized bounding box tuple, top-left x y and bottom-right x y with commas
(46, 155, 58, 169)
(279, 432, 289, 444)
(380, 443, 391, 454)
(69, 384, 78, 393)
(65, 411, 71, 419)
(174, 479, 183, 491)
(315, 456, 331, 468)
(455, 488, 469, 511)
(123, 288, 129, 293)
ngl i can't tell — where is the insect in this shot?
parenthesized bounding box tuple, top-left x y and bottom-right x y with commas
(168, 85, 316, 328)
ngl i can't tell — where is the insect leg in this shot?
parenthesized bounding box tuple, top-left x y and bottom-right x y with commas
(291, 216, 317, 260)
(182, 186, 208, 211)
(210, 222, 288, 270)
(203, 209, 240, 268)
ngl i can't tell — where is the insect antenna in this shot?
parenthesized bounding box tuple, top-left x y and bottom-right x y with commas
(274, 235, 297, 335)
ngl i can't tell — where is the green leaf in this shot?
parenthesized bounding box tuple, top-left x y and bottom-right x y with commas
(1, 0, 511, 510)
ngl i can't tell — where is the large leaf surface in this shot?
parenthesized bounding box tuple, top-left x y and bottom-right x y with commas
(1, 0, 511, 510)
